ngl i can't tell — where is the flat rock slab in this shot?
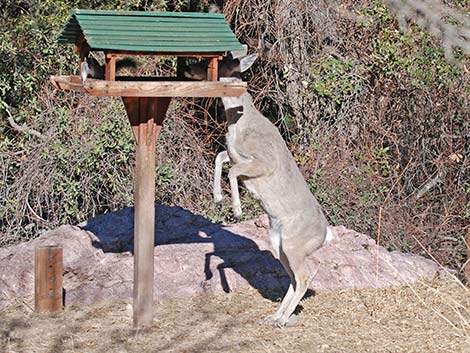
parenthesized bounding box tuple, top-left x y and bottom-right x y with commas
(0, 205, 440, 308)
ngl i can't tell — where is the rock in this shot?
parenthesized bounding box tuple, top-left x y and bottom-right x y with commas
(0, 205, 440, 309)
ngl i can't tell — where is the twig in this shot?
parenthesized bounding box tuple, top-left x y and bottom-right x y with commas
(22, 300, 34, 312)
(375, 159, 413, 289)
(409, 227, 467, 291)
(26, 199, 48, 224)
(5, 108, 46, 140)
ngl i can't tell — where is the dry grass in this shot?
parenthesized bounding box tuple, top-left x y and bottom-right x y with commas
(2, 276, 470, 353)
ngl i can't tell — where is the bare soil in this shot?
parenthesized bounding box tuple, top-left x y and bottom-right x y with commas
(2, 276, 470, 353)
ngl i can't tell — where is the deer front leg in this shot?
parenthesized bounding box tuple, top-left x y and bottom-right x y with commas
(228, 171, 242, 220)
(228, 160, 272, 220)
(213, 151, 231, 204)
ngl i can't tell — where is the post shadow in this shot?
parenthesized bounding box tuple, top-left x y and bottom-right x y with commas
(81, 204, 315, 302)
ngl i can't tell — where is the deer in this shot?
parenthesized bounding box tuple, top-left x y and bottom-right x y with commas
(184, 52, 333, 327)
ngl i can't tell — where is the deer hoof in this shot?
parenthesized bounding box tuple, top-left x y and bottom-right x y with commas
(285, 314, 298, 327)
(214, 193, 223, 204)
(260, 314, 279, 324)
(233, 211, 242, 221)
(261, 314, 297, 328)
(233, 205, 242, 220)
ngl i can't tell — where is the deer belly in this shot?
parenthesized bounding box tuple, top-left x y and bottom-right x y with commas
(243, 179, 277, 216)
(243, 179, 260, 199)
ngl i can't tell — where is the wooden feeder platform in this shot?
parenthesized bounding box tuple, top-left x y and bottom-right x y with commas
(53, 9, 246, 329)
(50, 75, 246, 97)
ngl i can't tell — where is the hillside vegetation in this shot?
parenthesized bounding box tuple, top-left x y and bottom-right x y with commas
(0, 1, 469, 274)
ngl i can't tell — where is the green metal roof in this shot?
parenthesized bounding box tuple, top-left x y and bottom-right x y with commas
(57, 9, 243, 53)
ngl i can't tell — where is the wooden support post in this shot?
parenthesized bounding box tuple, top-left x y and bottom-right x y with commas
(176, 57, 186, 79)
(105, 53, 117, 81)
(207, 57, 219, 81)
(122, 96, 171, 328)
(34, 246, 63, 313)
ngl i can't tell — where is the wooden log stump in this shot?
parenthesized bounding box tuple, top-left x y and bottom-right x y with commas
(34, 245, 63, 313)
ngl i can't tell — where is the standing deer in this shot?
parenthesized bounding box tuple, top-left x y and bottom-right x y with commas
(185, 53, 333, 327)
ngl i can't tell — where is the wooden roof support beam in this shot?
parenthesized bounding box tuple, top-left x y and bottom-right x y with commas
(105, 53, 117, 81)
(176, 57, 187, 79)
(207, 57, 219, 81)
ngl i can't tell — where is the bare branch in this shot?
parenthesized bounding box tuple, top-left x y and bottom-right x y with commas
(5, 108, 47, 140)
(26, 199, 48, 224)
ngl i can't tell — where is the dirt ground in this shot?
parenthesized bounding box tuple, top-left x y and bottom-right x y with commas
(2, 276, 470, 353)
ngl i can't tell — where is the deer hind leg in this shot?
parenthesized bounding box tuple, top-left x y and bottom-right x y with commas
(262, 250, 297, 325)
(213, 151, 231, 204)
(271, 246, 311, 327)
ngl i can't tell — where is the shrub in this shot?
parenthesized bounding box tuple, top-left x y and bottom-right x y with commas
(1, 0, 469, 279)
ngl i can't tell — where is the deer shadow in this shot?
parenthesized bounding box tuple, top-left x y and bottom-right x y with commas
(80, 204, 310, 302)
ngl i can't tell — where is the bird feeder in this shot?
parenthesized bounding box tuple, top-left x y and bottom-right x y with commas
(51, 9, 246, 328)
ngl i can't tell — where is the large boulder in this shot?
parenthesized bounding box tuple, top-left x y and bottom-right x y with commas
(0, 205, 440, 308)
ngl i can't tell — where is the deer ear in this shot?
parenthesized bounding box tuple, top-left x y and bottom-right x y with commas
(231, 45, 248, 59)
(239, 53, 258, 72)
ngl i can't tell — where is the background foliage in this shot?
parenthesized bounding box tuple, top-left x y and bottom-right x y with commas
(0, 0, 468, 275)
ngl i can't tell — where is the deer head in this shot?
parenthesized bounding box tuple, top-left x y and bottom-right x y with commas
(184, 53, 258, 81)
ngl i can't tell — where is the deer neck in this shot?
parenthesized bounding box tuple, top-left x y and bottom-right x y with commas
(222, 92, 256, 126)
